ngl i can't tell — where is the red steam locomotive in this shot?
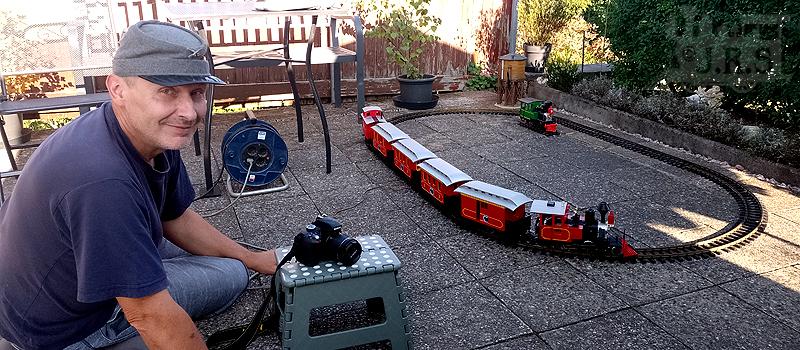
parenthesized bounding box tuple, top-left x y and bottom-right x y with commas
(361, 106, 636, 257)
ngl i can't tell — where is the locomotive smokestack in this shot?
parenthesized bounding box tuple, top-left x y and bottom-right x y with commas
(597, 202, 609, 224)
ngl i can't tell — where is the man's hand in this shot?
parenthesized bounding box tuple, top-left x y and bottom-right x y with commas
(118, 289, 207, 349)
(242, 249, 278, 275)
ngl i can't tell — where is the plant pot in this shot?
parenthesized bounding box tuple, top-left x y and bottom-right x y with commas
(395, 75, 437, 107)
(2, 113, 31, 145)
(524, 43, 552, 73)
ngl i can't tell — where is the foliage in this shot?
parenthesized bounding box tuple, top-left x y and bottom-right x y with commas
(5, 72, 74, 101)
(466, 74, 497, 91)
(547, 16, 615, 64)
(517, 0, 591, 49)
(357, 0, 441, 80)
(589, 0, 800, 131)
(544, 53, 581, 92)
(467, 61, 483, 75)
(24, 117, 74, 130)
(571, 77, 800, 166)
(465, 61, 498, 91)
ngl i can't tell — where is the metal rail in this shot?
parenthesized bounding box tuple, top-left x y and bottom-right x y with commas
(384, 109, 766, 261)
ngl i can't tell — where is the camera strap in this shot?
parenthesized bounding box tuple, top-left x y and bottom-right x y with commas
(205, 249, 296, 350)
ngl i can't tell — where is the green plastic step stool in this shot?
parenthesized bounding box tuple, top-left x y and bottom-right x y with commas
(274, 235, 412, 350)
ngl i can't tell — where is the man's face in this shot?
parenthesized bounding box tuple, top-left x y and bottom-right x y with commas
(115, 77, 207, 160)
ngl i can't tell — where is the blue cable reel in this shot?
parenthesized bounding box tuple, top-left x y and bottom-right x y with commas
(221, 117, 288, 194)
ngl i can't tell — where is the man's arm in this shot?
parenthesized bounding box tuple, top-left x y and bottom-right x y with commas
(161, 208, 277, 274)
(117, 289, 207, 349)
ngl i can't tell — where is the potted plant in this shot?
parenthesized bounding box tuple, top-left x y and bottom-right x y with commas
(359, 0, 442, 109)
(517, 0, 588, 72)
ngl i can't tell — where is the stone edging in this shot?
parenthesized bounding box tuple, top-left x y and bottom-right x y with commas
(528, 82, 800, 189)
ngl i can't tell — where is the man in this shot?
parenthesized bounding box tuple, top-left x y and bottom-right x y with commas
(0, 20, 277, 349)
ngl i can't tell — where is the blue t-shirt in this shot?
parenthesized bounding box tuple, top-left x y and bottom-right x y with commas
(0, 102, 195, 349)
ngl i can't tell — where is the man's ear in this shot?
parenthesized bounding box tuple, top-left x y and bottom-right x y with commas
(106, 74, 126, 101)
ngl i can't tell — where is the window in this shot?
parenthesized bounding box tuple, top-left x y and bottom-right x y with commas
(554, 216, 562, 226)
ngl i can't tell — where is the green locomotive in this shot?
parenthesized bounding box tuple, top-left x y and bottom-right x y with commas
(519, 97, 556, 133)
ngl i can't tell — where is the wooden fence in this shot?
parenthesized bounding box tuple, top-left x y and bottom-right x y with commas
(109, 0, 514, 104)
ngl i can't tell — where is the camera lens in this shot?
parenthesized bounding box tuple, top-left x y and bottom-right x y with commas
(330, 235, 362, 265)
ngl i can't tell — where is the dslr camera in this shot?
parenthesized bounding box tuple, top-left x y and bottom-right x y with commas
(293, 215, 362, 266)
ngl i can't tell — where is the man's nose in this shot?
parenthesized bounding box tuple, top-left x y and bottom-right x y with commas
(175, 92, 200, 122)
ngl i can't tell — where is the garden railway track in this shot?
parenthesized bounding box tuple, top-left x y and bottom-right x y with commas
(385, 109, 767, 261)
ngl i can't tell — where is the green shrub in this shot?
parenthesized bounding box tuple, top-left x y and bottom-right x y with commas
(572, 77, 613, 101)
(517, 0, 591, 48)
(465, 61, 497, 91)
(23, 117, 73, 130)
(587, 0, 800, 132)
(466, 74, 497, 91)
(599, 86, 640, 113)
(545, 53, 581, 92)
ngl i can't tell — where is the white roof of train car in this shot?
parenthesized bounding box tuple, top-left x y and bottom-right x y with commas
(530, 199, 568, 215)
(372, 122, 408, 142)
(418, 158, 472, 186)
(393, 138, 436, 163)
(454, 181, 533, 210)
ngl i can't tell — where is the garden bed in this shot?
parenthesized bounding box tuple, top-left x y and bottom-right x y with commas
(526, 81, 800, 189)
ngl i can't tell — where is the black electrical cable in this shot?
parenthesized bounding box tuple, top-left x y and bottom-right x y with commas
(305, 15, 332, 174)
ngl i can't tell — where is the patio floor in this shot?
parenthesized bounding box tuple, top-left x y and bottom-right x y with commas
(3, 90, 800, 349)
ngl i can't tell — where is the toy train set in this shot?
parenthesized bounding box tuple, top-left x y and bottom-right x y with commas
(361, 106, 637, 258)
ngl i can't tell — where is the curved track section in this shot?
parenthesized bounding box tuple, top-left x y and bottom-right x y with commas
(386, 109, 766, 261)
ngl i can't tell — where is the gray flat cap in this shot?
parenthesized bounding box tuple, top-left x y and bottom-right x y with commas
(113, 20, 224, 86)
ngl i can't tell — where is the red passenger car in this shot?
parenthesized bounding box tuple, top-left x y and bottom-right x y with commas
(371, 122, 409, 158)
(392, 138, 436, 180)
(454, 181, 532, 233)
(417, 158, 471, 208)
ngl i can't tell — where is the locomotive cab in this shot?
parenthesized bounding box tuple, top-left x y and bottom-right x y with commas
(531, 200, 583, 242)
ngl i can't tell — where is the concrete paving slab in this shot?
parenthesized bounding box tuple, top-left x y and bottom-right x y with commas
(566, 259, 713, 306)
(612, 200, 713, 247)
(468, 140, 548, 166)
(479, 335, 550, 350)
(637, 287, 800, 350)
(437, 233, 559, 279)
(234, 193, 322, 250)
(559, 147, 641, 174)
(405, 130, 461, 153)
(393, 241, 474, 295)
(721, 265, 800, 332)
(437, 120, 515, 149)
(291, 162, 371, 194)
(680, 215, 800, 283)
(415, 112, 480, 136)
(394, 119, 438, 139)
(540, 308, 689, 350)
(406, 281, 531, 349)
(775, 207, 800, 224)
(483, 261, 627, 332)
(287, 144, 351, 170)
